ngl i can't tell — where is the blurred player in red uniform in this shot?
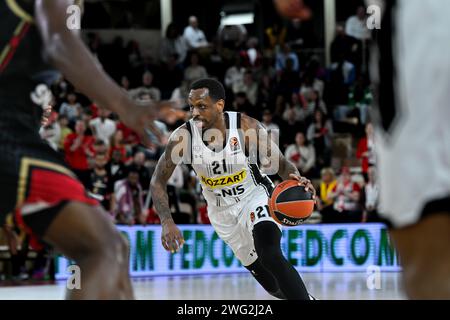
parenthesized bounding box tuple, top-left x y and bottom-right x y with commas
(0, 0, 176, 299)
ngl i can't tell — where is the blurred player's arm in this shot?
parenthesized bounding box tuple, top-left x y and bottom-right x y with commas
(150, 126, 188, 253)
(34, 0, 174, 145)
(241, 114, 316, 198)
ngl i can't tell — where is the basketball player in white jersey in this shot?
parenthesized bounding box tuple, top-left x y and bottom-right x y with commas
(370, 0, 450, 298)
(151, 79, 316, 300)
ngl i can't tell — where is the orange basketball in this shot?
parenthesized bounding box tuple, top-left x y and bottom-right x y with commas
(269, 180, 315, 226)
(273, 0, 312, 20)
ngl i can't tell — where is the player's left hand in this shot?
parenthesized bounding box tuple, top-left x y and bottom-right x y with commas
(289, 173, 316, 202)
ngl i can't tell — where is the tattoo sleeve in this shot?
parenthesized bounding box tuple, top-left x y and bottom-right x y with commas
(150, 126, 187, 223)
(242, 115, 300, 180)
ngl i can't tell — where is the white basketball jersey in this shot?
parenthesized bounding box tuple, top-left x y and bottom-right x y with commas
(186, 112, 273, 208)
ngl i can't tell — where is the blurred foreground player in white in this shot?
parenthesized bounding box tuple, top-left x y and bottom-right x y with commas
(371, 0, 450, 298)
(151, 79, 316, 300)
(0, 0, 177, 299)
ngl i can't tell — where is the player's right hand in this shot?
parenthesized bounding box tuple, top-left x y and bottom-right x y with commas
(161, 219, 185, 253)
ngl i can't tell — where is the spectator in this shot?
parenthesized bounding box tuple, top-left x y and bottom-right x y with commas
(64, 119, 95, 186)
(129, 71, 161, 101)
(300, 74, 325, 108)
(224, 55, 245, 92)
(356, 122, 376, 180)
(307, 109, 333, 168)
(317, 168, 337, 215)
(330, 24, 354, 64)
(276, 58, 301, 100)
(80, 109, 94, 134)
(120, 75, 131, 91)
(285, 18, 316, 49)
(345, 6, 371, 41)
(239, 37, 263, 70)
(184, 52, 208, 82)
(89, 108, 116, 145)
(92, 139, 109, 156)
(282, 93, 310, 126)
(87, 152, 112, 210)
(282, 92, 306, 123)
(255, 56, 276, 82)
(257, 74, 276, 110)
(40, 111, 60, 151)
(59, 92, 82, 125)
(109, 129, 128, 163)
(116, 121, 140, 147)
(50, 75, 69, 106)
(261, 110, 280, 143)
(131, 53, 161, 87)
(170, 80, 192, 110)
(204, 40, 225, 80)
(87, 101, 99, 119)
(232, 70, 258, 106)
(305, 90, 327, 116)
(130, 151, 151, 195)
(328, 167, 362, 222)
(348, 75, 373, 125)
(280, 104, 305, 148)
(107, 148, 127, 187)
(345, 6, 371, 72)
(264, 22, 286, 51)
(329, 55, 356, 87)
(284, 132, 316, 178)
(113, 165, 147, 225)
(275, 44, 299, 73)
(160, 23, 188, 65)
(57, 115, 72, 151)
(232, 92, 255, 118)
(183, 16, 209, 50)
(325, 53, 353, 109)
(361, 166, 380, 222)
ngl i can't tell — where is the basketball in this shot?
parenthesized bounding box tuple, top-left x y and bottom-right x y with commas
(269, 180, 315, 226)
(273, 0, 312, 20)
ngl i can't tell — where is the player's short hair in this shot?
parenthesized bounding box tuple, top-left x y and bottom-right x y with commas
(190, 78, 226, 102)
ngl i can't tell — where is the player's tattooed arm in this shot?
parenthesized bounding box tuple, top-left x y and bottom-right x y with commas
(150, 125, 187, 223)
(241, 114, 315, 197)
(241, 114, 297, 178)
(151, 153, 176, 224)
(150, 125, 188, 252)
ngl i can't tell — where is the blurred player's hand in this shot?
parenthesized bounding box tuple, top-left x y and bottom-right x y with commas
(289, 173, 316, 202)
(41, 105, 52, 127)
(161, 219, 185, 253)
(120, 100, 185, 147)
